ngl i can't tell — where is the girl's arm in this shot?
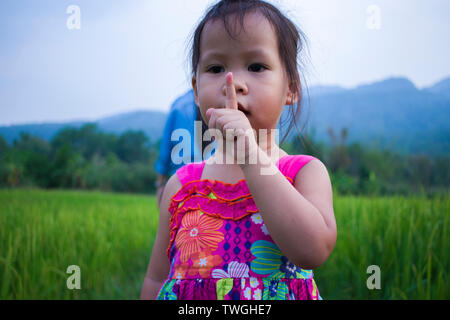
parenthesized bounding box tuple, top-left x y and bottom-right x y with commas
(140, 174, 181, 300)
(241, 149, 337, 269)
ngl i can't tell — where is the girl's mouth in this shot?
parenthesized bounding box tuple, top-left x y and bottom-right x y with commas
(237, 103, 250, 115)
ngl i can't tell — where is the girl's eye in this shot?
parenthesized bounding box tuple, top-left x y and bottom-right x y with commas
(248, 63, 267, 72)
(207, 66, 224, 74)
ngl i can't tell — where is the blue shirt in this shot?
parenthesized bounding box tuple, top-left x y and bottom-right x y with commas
(155, 90, 209, 176)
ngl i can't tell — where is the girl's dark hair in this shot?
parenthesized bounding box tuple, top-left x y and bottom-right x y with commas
(190, 0, 311, 148)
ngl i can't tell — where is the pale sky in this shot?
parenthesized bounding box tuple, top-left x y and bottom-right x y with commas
(1, 0, 449, 125)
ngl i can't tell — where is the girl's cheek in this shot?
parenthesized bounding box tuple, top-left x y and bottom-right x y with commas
(198, 90, 217, 107)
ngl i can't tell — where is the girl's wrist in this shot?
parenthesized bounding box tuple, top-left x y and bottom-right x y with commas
(239, 144, 269, 170)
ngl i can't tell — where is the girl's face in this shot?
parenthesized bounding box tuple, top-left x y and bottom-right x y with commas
(192, 12, 295, 135)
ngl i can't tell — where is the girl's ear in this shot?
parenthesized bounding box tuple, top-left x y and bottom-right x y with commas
(285, 85, 298, 105)
(192, 77, 199, 106)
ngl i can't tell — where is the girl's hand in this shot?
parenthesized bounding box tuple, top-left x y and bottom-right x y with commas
(206, 72, 258, 165)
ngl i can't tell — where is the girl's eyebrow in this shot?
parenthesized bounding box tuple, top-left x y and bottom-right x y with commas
(202, 48, 272, 61)
(202, 51, 227, 61)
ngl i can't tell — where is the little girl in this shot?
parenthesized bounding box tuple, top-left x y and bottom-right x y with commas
(141, 0, 337, 300)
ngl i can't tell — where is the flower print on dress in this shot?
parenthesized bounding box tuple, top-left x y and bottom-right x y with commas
(253, 288, 262, 300)
(250, 240, 313, 279)
(240, 277, 263, 300)
(280, 256, 306, 278)
(261, 224, 270, 235)
(172, 260, 190, 280)
(216, 278, 234, 300)
(262, 278, 288, 300)
(251, 213, 271, 236)
(195, 278, 205, 290)
(249, 277, 259, 288)
(156, 279, 177, 300)
(175, 210, 224, 263)
(187, 250, 223, 278)
(251, 213, 263, 225)
(212, 261, 249, 279)
(174, 271, 183, 281)
(243, 287, 252, 299)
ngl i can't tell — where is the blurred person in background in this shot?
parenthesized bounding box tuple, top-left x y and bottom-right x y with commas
(154, 89, 212, 207)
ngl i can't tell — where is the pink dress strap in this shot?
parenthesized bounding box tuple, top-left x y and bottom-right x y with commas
(277, 154, 317, 184)
(176, 161, 206, 186)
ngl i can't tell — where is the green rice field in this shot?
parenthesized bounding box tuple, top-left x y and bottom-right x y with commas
(0, 189, 448, 299)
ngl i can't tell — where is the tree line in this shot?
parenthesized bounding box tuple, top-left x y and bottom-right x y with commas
(0, 124, 158, 193)
(0, 124, 448, 197)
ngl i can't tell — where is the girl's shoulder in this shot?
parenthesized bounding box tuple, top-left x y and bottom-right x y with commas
(174, 160, 206, 186)
(277, 154, 320, 184)
(288, 155, 333, 208)
(162, 160, 204, 204)
(159, 171, 183, 215)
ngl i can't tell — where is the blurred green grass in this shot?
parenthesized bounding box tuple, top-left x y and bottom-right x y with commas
(0, 189, 158, 299)
(315, 193, 449, 299)
(0, 189, 448, 299)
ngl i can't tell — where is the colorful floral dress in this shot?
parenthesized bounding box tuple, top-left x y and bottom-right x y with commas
(156, 154, 323, 300)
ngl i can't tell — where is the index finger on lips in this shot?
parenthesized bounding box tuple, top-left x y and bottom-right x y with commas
(225, 72, 238, 110)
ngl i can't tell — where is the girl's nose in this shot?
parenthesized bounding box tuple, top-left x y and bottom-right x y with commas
(222, 75, 248, 96)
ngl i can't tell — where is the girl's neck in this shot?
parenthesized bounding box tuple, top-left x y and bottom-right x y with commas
(202, 131, 288, 183)
(210, 135, 286, 165)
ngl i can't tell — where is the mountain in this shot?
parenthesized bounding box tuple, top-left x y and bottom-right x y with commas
(352, 77, 417, 94)
(1, 76, 449, 156)
(424, 77, 450, 98)
(96, 110, 167, 139)
(302, 77, 450, 155)
(0, 121, 87, 145)
(0, 110, 167, 145)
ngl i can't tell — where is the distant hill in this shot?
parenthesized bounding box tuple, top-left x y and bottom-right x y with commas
(96, 110, 167, 140)
(425, 77, 450, 98)
(1, 76, 449, 156)
(303, 77, 450, 155)
(0, 110, 167, 145)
